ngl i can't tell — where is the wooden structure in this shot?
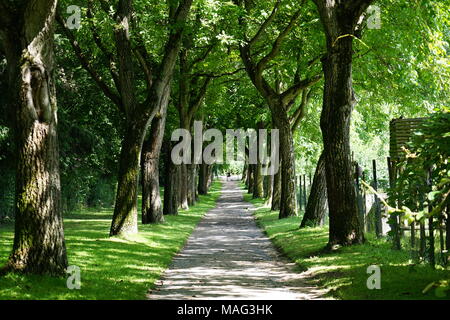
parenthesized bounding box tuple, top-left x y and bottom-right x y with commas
(389, 117, 426, 159)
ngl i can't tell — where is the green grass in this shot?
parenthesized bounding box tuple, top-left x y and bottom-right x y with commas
(0, 181, 222, 300)
(243, 189, 450, 300)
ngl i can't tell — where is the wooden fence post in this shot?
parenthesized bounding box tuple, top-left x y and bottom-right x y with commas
(354, 162, 365, 230)
(427, 169, 435, 268)
(387, 157, 401, 250)
(298, 176, 302, 212)
(303, 174, 307, 209)
(372, 160, 382, 237)
(418, 191, 426, 260)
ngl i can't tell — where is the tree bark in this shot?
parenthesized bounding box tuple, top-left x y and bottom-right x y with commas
(242, 162, 248, 183)
(274, 115, 297, 218)
(313, 0, 372, 246)
(141, 112, 166, 224)
(198, 162, 210, 195)
(179, 163, 189, 209)
(110, 120, 146, 235)
(0, 0, 67, 275)
(247, 164, 255, 194)
(253, 122, 265, 198)
(253, 163, 264, 199)
(207, 165, 213, 188)
(163, 142, 179, 215)
(271, 162, 281, 210)
(300, 152, 327, 228)
(187, 164, 198, 204)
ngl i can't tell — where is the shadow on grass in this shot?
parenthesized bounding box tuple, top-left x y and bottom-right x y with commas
(0, 182, 222, 300)
(242, 185, 450, 300)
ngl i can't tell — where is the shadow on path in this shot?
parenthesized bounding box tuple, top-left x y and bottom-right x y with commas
(148, 180, 326, 300)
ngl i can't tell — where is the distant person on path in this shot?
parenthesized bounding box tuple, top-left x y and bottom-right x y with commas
(227, 172, 231, 181)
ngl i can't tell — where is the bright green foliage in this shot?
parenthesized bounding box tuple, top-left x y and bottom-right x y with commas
(394, 109, 450, 224)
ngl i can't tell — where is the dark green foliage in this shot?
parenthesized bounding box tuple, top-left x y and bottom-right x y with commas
(0, 127, 14, 223)
(0, 58, 14, 223)
(56, 48, 122, 213)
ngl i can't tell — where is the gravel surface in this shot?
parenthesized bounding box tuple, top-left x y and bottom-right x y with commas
(148, 180, 326, 300)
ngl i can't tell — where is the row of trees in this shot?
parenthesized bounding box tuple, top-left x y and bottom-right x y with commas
(0, 0, 448, 275)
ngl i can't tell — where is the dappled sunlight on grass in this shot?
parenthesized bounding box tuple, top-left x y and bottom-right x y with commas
(243, 185, 450, 300)
(0, 181, 222, 300)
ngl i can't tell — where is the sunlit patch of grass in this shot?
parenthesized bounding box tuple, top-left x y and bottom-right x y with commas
(0, 181, 222, 300)
(243, 188, 450, 300)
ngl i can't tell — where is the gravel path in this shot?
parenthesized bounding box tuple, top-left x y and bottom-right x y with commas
(148, 180, 325, 300)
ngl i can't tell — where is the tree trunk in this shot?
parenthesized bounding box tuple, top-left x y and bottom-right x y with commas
(141, 112, 166, 224)
(253, 162, 264, 198)
(163, 142, 179, 215)
(242, 162, 248, 183)
(253, 122, 264, 198)
(245, 162, 250, 187)
(320, 48, 364, 246)
(276, 119, 297, 218)
(264, 173, 273, 206)
(207, 165, 213, 189)
(1, 0, 67, 275)
(179, 163, 189, 209)
(247, 164, 255, 194)
(110, 120, 146, 236)
(190, 164, 199, 203)
(313, 0, 371, 246)
(300, 152, 327, 228)
(198, 162, 209, 195)
(271, 163, 281, 210)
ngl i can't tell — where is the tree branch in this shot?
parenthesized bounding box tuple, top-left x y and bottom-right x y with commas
(248, 0, 281, 47)
(281, 74, 322, 106)
(86, 0, 120, 90)
(56, 13, 122, 110)
(188, 76, 212, 121)
(256, 8, 302, 75)
(290, 88, 313, 132)
(193, 67, 245, 79)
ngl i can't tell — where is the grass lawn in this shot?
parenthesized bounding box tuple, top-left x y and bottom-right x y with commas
(243, 191, 450, 300)
(0, 181, 222, 300)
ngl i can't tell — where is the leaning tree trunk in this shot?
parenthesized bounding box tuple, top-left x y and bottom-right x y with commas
(110, 119, 148, 236)
(1, 0, 68, 275)
(141, 112, 166, 224)
(314, 0, 370, 246)
(300, 152, 327, 228)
